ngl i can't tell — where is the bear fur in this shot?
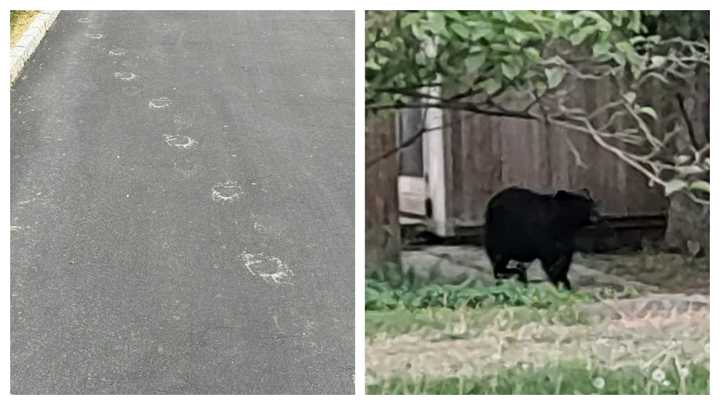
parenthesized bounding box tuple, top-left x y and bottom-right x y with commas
(484, 186, 600, 290)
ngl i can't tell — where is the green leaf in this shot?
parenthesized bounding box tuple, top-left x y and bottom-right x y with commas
(505, 27, 530, 43)
(366, 60, 381, 70)
(612, 11, 627, 26)
(523, 47, 541, 63)
(637, 106, 658, 120)
(676, 165, 706, 176)
(465, 53, 486, 72)
(449, 22, 470, 39)
(627, 11, 642, 33)
(444, 11, 464, 21)
(578, 11, 612, 32)
(427, 12, 446, 34)
(572, 14, 585, 29)
(593, 41, 611, 57)
(616, 41, 642, 65)
(664, 179, 687, 196)
(650, 56, 666, 68)
(674, 155, 691, 165)
(501, 62, 521, 80)
(630, 35, 650, 45)
(545, 67, 566, 89)
(410, 23, 430, 41)
(400, 12, 422, 28)
(490, 43, 510, 52)
(425, 43, 437, 58)
(623, 91, 637, 104)
(473, 26, 496, 40)
(569, 25, 597, 46)
(501, 11, 516, 22)
(375, 40, 393, 51)
(689, 180, 710, 193)
(610, 51, 626, 66)
(480, 78, 502, 94)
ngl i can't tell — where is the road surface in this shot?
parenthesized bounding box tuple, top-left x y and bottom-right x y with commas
(11, 11, 354, 394)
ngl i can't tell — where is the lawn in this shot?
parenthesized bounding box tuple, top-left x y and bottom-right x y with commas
(365, 275, 709, 394)
(367, 362, 709, 394)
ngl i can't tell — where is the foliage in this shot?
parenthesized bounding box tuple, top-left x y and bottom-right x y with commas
(367, 11, 652, 103)
(366, 362, 709, 394)
(366, 11, 709, 204)
(365, 278, 592, 311)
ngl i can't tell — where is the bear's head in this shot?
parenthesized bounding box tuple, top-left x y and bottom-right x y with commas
(553, 189, 602, 229)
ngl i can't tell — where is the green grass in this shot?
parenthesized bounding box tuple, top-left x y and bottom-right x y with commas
(365, 267, 706, 395)
(366, 305, 592, 338)
(364, 276, 640, 338)
(367, 362, 709, 394)
(365, 277, 594, 311)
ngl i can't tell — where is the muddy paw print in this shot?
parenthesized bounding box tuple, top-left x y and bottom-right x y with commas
(211, 181, 242, 203)
(163, 134, 198, 150)
(239, 252, 294, 285)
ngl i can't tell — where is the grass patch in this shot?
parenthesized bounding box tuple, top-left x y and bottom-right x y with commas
(366, 305, 591, 338)
(367, 362, 709, 394)
(11, 10, 39, 47)
(365, 278, 596, 338)
(366, 278, 593, 311)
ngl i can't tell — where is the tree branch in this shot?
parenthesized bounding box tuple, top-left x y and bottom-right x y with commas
(366, 101, 536, 120)
(366, 110, 448, 169)
(675, 93, 701, 150)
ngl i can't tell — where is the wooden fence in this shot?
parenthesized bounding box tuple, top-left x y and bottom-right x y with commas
(365, 70, 709, 258)
(365, 114, 402, 267)
(442, 73, 708, 228)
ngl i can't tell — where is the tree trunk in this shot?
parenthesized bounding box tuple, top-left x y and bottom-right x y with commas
(665, 192, 709, 256)
(366, 114, 402, 273)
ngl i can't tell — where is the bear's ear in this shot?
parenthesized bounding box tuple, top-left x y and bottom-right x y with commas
(579, 188, 592, 199)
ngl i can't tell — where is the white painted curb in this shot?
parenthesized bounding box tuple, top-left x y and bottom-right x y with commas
(10, 10, 60, 84)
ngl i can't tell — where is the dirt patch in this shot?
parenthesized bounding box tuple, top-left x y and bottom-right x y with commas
(574, 252, 709, 295)
(402, 245, 707, 294)
(366, 294, 708, 381)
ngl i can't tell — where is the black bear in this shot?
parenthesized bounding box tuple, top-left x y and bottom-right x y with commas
(484, 186, 600, 290)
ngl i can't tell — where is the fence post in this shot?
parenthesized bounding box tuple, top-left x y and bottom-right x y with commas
(365, 113, 402, 276)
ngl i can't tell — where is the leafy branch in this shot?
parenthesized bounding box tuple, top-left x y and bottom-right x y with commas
(366, 10, 709, 204)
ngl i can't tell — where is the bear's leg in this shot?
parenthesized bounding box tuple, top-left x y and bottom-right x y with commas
(488, 253, 512, 280)
(514, 262, 528, 285)
(541, 254, 572, 290)
(559, 273, 572, 290)
(555, 253, 573, 290)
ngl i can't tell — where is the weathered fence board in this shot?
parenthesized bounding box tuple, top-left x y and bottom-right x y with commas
(444, 81, 674, 228)
(365, 114, 402, 267)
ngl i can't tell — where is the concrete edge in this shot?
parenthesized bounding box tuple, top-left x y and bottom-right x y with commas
(10, 10, 61, 84)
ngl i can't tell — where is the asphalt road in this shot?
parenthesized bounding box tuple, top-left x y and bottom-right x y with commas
(11, 11, 354, 394)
